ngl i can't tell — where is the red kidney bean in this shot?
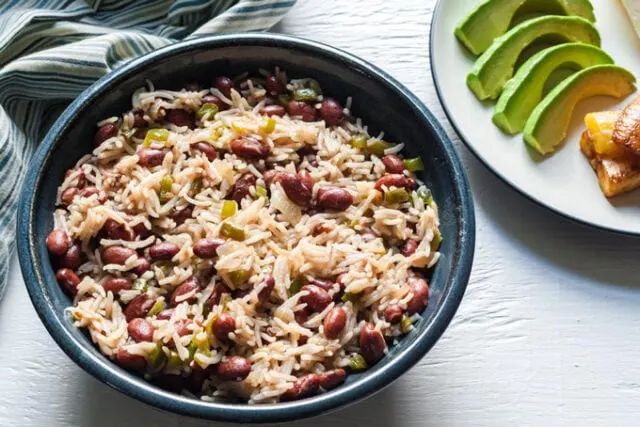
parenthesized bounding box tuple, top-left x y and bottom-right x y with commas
(171, 207, 192, 225)
(64, 167, 86, 187)
(79, 187, 97, 197)
(230, 137, 270, 160)
(241, 287, 259, 300)
(281, 374, 320, 401)
(59, 244, 82, 269)
(202, 94, 226, 111)
(212, 313, 236, 344)
(132, 258, 150, 276)
(208, 283, 232, 308)
(94, 122, 118, 146)
(79, 187, 108, 203)
(401, 240, 419, 257)
(335, 273, 348, 287)
(131, 222, 151, 239)
(279, 173, 312, 206)
(287, 100, 317, 122)
(256, 275, 275, 303)
(265, 75, 284, 95)
(170, 276, 201, 306)
(128, 318, 154, 342)
(323, 306, 347, 339)
(115, 348, 146, 371)
(262, 169, 281, 187)
(334, 274, 348, 301)
(262, 104, 286, 117)
(300, 284, 332, 312)
(98, 192, 109, 204)
(47, 229, 70, 256)
(148, 242, 179, 261)
(156, 308, 174, 320)
(383, 304, 403, 324)
(103, 218, 135, 241)
(132, 110, 147, 128)
(359, 322, 387, 365)
(295, 308, 310, 324)
(133, 128, 147, 139)
(191, 142, 217, 161)
(193, 238, 225, 259)
(382, 154, 406, 174)
(308, 278, 333, 292)
(124, 294, 154, 322)
(232, 286, 250, 299)
(102, 246, 137, 265)
(318, 369, 346, 390)
(319, 97, 344, 126)
(297, 145, 317, 158)
(214, 76, 234, 98)
(315, 187, 353, 211)
(217, 356, 251, 381)
(138, 148, 168, 167)
(406, 276, 429, 315)
(297, 169, 313, 192)
(175, 319, 194, 336)
(60, 187, 79, 206)
(165, 109, 194, 128)
(103, 277, 132, 294)
(56, 268, 80, 296)
(374, 174, 417, 191)
(229, 173, 257, 202)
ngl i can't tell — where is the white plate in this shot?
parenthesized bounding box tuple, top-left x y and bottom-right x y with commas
(431, 0, 640, 234)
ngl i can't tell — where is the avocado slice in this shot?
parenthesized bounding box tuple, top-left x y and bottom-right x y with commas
(455, 0, 595, 55)
(523, 64, 636, 155)
(466, 16, 600, 101)
(493, 43, 612, 134)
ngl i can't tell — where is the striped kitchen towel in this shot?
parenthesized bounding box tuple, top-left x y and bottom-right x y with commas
(0, 0, 296, 298)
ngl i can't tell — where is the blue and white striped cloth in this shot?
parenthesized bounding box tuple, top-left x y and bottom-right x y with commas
(0, 0, 296, 297)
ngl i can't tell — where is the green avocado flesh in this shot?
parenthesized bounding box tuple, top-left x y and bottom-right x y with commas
(455, 0, 595, 55)
(523, 65, 636, 155)
(493, 43, 612, 134)
(467, 16, 600, 101)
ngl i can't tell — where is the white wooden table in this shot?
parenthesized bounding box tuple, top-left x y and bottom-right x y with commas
(3, 1, 640, 426)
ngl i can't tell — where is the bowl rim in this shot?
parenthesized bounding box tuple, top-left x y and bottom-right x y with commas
(16, 33, 475, 423)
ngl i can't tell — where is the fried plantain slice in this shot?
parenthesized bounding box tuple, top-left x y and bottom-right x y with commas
(581, 130, 640, 197)
(612, 96, 640, 154)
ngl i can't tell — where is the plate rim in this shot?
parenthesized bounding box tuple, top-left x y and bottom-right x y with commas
(429, 0, 640, 237)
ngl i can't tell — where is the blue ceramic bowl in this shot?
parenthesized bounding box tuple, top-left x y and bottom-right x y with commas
(17, 34, 475, 423)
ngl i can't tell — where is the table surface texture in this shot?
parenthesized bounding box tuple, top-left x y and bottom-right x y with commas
(2, 1, 639, 426)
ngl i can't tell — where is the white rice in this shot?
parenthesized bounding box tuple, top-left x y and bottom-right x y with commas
(53, 70, 442, 404)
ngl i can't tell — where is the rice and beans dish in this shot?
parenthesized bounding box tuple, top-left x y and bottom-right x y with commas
(46, 69, 442, 403)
